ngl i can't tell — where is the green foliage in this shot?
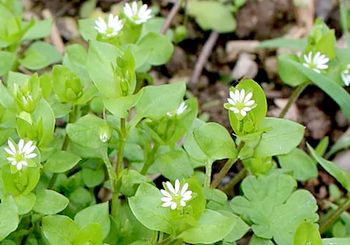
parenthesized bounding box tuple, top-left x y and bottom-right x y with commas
(231, 172, 318, 245)
(293, 221, 322, 245)
(278, 148, 318, 181)
(187, 0, 236, 33)
(0, 2, 347, 244)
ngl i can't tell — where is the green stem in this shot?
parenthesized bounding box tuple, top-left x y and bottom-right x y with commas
(116, 118, 127, 177)
(204, 161, 212, 188)
(278, 82, 309, 118)
(319, 196, 350, 234)
(211, 143, 244, 188)
(210, 158, 236, 188)
(221, 168, 248, 194)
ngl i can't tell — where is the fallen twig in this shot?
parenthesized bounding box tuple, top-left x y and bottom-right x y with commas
(189, 31, 219, 87)
(161, 0, 183, 34)
(42, 9, 65, 54)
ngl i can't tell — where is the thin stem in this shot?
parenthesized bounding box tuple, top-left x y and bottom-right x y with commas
(221, 168, 248, 194)
(116, 118, 127, 178)
(204, 161, 212, 188)
(278, 82, 309, 118)
(210, 158, 236, 188)
(319, 196, 350, 234)
(211, 143, 244, 188)
(103, 154, 116, 192)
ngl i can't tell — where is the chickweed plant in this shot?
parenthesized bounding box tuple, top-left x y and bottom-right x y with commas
(0, 0, 350, 245)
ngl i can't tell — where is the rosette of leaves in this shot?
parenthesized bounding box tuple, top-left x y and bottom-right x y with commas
(231, 172, 319, 244)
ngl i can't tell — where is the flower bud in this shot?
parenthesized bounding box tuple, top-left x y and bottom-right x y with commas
(99, 125, 111, 143)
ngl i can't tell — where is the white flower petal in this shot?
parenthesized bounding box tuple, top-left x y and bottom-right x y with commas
(161, 197, 172, 202)
(18, 139, 25, 152)
(180, 200, 186, 207)
(25, 153, 37, 159)
(16, 162, 23, 170)
(7, 140, 16, 154)
(180, 183, 189, 195)
(174, 179, 180, 193)
(245, 100, 255, 106)
(160, 189, 171, 197)
(162, 201, 173, 207)
(240, 110, 247, 117)
(4, 147, 15, 155)
(170, 202, 177, 210)
(244, 92, 253, 102)
(165, 181, 176, 194)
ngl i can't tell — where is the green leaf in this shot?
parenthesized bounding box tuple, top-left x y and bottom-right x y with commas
(104, 88, 143, 118)
(322, 238, 350, 245)
(66, 114, 107, 149)
(178, 210, 236, 244)
(14, 193, 36, 215)
(82, 167, 105, 188)
(278, 54, 308, 87)
(187, 0, 236, 33)
(129, 183, 174, 234)
(0, 196, 19, 241)
(42, 215, 79, 245)
(153, 149, 194, 181)
(22, 18, 52, 40)
(254, 117, 304, 158)
(308, 144, 350, 191)
(293, 221, 322, 245)
(134, 82, 186, 121)
(327, 131, 350, 157)
(0, 51, 15, 76)
(231, 172, 318, 245)
(278, 148, 318, 181)
(44, 151, 81, 173)
(193, 122, 237, 161)
(78, 19, 97, 41)
(2, 166, 40, 195)
(79, 0, 96, 18)
(74, 202, 110, 239)
(249, 235, 274, 245)
(63, 44, 90, 83)
(33, 190, 69, 215)
(120, 169, 150, 197)
(74, 223, 103, 245)
(224, 213, 250, 242)
(259, 38, 307, 50)
(87, 40, 122, 98)
(284, 58, 350, 121)
(20, 41, 61, 70)
(137, 32, 174, 66)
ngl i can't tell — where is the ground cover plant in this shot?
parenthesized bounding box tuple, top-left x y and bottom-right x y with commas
(0, 0, 350, 244)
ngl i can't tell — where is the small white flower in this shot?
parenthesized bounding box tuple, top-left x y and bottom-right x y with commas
(99, 133, 109, 143)
(302, 51, 329, 73)
(21, 94, 33, 105)
(123, 2, 152, 24)
(160, 179, 192, 210)
(225, 88, 256, 117)
(341, 64, 350, 86)
(167, 102, 187, 117)
(4, 139, 37, 171)
(95, 14, 124, 37)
